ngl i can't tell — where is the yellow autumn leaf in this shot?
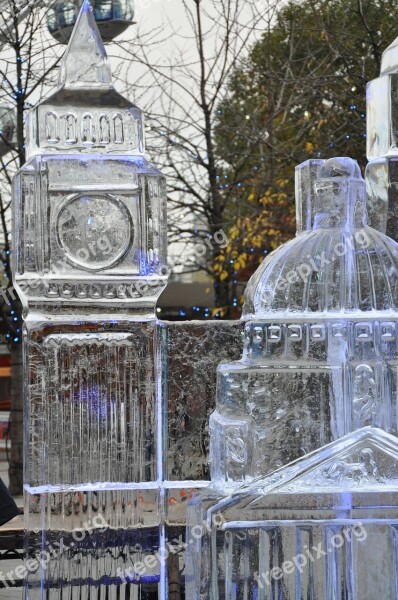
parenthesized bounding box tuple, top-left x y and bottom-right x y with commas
(220, 270, 229, 281)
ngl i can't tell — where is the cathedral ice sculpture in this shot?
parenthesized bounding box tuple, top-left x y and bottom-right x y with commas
(13, 2, 167, 597)
(210, 156, 398, 490)
(186, 157, 398, 599)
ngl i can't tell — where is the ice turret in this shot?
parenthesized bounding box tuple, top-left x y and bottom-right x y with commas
(26, 0, 143, 158)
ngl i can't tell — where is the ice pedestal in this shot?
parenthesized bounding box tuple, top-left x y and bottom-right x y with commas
(20, 319, 243, 598)
(23, 321, 162, 598)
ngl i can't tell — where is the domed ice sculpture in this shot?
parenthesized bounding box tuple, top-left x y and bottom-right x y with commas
(210, 156, 398, 490)
(186, 158, 398, 600)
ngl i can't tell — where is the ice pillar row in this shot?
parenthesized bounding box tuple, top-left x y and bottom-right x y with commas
(13, 3, 168, 598)
(366, 35, 398, 239)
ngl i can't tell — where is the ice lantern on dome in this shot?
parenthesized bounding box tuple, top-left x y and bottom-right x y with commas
(13, 1, 167, 598)
(210, 157, 398, 490)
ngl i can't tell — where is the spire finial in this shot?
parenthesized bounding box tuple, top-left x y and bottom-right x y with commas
(380, 35, 398, 75)
(58, 0, 112, 89)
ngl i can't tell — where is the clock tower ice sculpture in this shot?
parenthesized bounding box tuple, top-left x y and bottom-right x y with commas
(12, 2, 167, 598)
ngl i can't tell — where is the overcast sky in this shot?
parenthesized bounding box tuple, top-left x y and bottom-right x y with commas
(136, 0, 189, 31)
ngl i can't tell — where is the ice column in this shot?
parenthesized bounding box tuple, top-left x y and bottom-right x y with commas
(12, 2, 167, 598)
(366, 35, 398, 239)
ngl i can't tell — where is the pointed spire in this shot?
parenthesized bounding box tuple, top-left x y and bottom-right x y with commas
(58, 0, 112, 89)
(380, 35, 398, 75)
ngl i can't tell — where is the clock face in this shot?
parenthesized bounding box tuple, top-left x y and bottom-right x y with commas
(57, 193, 132, 270)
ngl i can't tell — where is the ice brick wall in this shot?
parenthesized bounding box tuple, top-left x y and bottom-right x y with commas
(159, 320, 244, 525)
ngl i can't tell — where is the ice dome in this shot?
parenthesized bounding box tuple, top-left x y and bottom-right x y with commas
(243, 157, 398, 319)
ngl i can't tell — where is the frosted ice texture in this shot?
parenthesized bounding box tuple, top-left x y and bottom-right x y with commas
(159, 321, 244, 484)
(366, 34, 398, 239)
(210, 157, 398, 491)
(25, 324, 158, 489)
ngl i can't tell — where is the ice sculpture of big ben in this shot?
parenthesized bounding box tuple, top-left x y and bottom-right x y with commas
(12, 2, 167, 598)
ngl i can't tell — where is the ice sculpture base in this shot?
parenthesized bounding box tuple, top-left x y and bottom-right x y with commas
(186, 427, 398, 600)
(24, 487, 163, 599)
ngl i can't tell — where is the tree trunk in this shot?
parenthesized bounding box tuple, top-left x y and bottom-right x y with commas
(8, 344, 23, 495)
(7, 30, 26, 496)
(214, 276, 231, 315)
